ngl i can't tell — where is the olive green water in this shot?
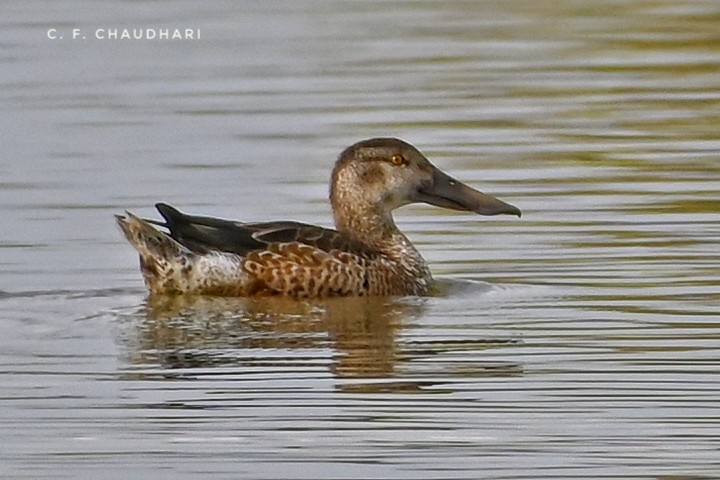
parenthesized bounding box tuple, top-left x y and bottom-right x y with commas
(1, 1, 719, 479)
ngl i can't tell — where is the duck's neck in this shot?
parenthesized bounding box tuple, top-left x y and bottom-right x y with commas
(332, 200, 430, 278)
(333, 199, 397, 245)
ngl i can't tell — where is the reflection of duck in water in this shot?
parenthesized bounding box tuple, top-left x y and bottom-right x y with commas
(127, 295, 422, 379)
(116, 138, 520, 297)
(122, 295, 523, 391)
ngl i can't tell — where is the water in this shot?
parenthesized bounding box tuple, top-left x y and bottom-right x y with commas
(1, 1, 719, 478)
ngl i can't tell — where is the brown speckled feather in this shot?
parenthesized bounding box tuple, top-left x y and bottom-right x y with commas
(146, 204, 415, 296)
(243, 243, 369, 297)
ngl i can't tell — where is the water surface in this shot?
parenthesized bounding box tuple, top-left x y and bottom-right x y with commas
(1, 1, 719, 479)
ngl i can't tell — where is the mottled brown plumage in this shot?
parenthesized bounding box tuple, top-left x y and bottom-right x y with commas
(116, 138, 520, 297)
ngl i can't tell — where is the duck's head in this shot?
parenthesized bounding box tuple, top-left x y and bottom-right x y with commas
(330, 138, 521, 233)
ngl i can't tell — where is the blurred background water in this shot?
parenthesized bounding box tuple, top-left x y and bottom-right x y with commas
(1, 1, 719, 479)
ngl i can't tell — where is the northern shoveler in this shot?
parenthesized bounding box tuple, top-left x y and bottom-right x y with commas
(116, 138, 520, 297)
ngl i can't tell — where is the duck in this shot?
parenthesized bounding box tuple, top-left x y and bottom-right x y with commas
(116, 138, 520, 297)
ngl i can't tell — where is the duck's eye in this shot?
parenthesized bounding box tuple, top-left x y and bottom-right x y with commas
(390, 154, 407, 166)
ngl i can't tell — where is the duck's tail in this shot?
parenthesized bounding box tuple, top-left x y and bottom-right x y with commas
(116, 211, 187, 259)
(116, 211, 247, 295)
(116, 211, 194, 294)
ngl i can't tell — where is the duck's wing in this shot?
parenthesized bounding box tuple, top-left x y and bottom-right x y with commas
(154, 203, 371, 257)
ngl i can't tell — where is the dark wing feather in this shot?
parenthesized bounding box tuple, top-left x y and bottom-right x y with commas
(154, 203, 372, 257)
